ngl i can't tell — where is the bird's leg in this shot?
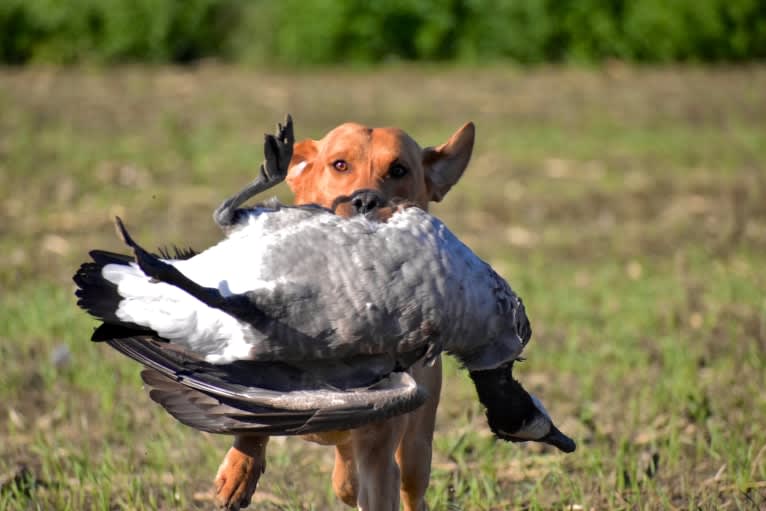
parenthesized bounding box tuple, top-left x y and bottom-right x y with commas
(214, 115, 294, 229)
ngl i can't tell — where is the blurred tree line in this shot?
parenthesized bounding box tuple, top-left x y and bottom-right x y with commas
(1, 0, 764, 65)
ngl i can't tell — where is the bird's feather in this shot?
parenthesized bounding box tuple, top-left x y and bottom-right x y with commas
(74, 203, 534, 436)
(107, 336, 427, 434)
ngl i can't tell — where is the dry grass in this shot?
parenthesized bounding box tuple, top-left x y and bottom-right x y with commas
(1, 64, 765, 510)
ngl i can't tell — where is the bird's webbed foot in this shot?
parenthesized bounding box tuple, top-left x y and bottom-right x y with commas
(214, 114, 295, 229)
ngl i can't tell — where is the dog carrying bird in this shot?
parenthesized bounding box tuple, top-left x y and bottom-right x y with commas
(73, 116, 575, 510)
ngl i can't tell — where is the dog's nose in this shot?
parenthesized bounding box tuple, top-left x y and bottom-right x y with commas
(350, 190, 385, 215)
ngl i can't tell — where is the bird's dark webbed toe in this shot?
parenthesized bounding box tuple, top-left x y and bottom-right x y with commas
(262, 114, 294, 183)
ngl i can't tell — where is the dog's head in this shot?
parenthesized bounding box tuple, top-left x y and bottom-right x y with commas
(285, 122, 475, 216)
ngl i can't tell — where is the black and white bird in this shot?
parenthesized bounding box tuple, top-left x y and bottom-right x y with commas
(74, 118, 574, 451)
(73, 195, 575, 452)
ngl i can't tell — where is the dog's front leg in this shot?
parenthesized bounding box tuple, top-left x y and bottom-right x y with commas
(332, 440, 359, 507)
(351, 417, 407, 511)
(396, 358, 442, 511)
(214, 435, 269, 510)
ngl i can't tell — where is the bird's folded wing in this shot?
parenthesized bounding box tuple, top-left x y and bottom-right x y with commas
(107, 336, 427, 435)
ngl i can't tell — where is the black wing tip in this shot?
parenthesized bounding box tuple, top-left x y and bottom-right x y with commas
(88, 249, 134, 264)
(113, 216, 133, 247)
(91, 322, 157, 342)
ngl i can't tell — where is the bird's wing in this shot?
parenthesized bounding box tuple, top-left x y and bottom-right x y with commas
(76, 208, 441, 367)
(119, 208, 443, 362)
(220, 213, 442, 360)
(108, 336, 427, 435)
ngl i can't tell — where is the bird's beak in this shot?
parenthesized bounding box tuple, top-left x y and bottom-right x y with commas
(541, 423, 577, 453)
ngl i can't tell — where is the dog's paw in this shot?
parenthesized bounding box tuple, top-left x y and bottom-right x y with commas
(214, 445, 266, 510)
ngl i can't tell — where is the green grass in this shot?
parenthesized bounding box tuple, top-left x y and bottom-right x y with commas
(1, 64, 765, 510)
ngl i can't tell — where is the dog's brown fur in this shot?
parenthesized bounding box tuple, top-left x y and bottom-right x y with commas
(214, 121, 475, 511)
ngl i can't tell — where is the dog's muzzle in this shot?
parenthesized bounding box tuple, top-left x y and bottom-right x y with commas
(332, 189, 388, 217)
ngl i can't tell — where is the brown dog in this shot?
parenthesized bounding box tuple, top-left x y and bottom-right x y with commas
(213, 120, 475, 511)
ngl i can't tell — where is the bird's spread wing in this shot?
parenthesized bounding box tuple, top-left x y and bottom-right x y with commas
(107, 335, 427, 435)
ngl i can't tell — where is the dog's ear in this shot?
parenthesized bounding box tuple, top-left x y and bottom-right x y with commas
(422, 122, 475, 202)
(286, 139, 319, 196)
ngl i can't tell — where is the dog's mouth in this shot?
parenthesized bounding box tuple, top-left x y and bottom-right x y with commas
(331, 189, 415, 220)
(331, 189, 417, 222)
(331, 189, 387, 216)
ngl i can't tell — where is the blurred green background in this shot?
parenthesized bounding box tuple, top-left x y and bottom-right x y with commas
(1, 0, 765, 65)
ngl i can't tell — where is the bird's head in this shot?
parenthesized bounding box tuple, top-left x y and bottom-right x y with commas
(468, 361, 576, 453)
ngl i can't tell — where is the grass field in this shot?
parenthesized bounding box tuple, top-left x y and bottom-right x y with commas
(1, 64, 765, 510)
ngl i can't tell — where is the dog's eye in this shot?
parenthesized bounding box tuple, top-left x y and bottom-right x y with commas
(389, 163, 408, 179)
(333, 160, 349, 172)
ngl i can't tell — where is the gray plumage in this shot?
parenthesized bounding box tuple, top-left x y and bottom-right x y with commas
(74, 201, 574, 451)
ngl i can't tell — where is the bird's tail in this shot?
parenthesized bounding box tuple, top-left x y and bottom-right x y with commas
(73, 242, 206, 343)
(73, 250, 155, 340)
